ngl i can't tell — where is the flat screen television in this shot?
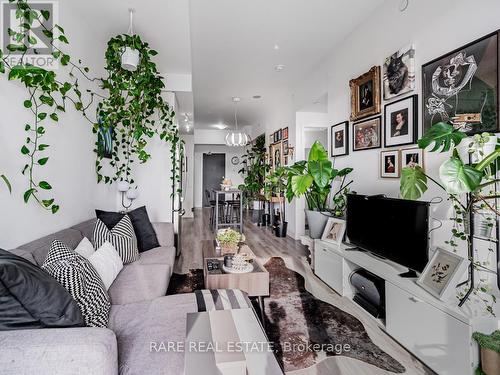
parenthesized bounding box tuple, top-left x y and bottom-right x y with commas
(346, 194, 429, 275)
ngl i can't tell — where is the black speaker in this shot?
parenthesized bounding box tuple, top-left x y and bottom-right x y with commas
(350, 269, 385, 319)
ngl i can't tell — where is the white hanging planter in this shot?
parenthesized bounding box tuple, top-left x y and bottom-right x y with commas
(121, 47, 140, 72)
(457, 135, 497, 164)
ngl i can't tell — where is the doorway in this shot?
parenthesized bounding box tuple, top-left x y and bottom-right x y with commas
(202, 153, 225, 207)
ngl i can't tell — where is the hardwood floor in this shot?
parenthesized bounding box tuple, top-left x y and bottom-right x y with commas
(178, 208, 433, 375)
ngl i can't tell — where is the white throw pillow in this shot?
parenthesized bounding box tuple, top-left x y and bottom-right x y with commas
(87, 242, 124, 290)
(75, 237, 95, 259)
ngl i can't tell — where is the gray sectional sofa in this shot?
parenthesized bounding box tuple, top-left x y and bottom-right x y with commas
(0, 219, 201, 375)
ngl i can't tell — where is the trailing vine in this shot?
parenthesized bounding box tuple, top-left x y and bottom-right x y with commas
(1, 0, 182, 212)
(96, 34, 178, 185)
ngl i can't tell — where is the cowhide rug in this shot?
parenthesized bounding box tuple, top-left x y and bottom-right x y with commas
(166, 257, 405, 373)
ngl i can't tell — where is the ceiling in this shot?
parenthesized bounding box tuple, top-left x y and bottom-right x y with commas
(64, 0, 385, 132)
(67, 0, 192, 75)
(189, 0, 385, 129)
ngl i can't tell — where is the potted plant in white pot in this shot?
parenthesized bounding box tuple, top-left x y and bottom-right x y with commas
(286, 141, 353, 239)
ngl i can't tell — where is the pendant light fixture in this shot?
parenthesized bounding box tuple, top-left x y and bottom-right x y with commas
(225, 97, 251, 147)
(121, 9, 140, 72)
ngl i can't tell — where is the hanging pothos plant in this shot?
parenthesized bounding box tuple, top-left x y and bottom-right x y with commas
(0, 0, 181, 213)
(95, 34, 179, 185)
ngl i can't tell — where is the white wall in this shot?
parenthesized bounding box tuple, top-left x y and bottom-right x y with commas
(293, 111, 330, 238)
(181, 134, 195, 218)
(0, 2, 115, 249)
(193, 144, 245, 208)
(128, 92, 176, 223)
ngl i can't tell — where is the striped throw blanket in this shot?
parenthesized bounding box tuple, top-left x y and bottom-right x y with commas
(194, 289, 253, 312)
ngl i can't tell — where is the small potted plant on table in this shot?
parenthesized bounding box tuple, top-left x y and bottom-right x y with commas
(216, 228, 245, 255)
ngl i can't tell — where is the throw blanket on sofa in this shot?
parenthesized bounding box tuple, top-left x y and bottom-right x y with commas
(194, 289, 252, 311)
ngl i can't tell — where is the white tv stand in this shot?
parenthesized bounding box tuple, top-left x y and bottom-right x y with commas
(314, 239, 497, 375)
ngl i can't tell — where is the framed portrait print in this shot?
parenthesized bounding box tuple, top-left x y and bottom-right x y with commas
(352, 116, 382, 151)
(282, 127, 289, 140)
(417, 248, 469, 300)
(283, 140, 289, 156)
(331, 121, 349, 157)
(422, 31, 499, 135)
(277, 129, 282, 141)
(270, 142, 283, 172)
(383, 45, 416, 100)
(273, 131, 278, 143)
(350, 66, 381, 121)
(380, 150, 400, 178)
(321, 218, 346, 246)
(401, 147, 424, 170)
(384, 94, 418, 147)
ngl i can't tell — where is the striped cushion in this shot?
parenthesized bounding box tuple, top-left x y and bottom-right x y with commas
(42, 240, 110, 328)
(93, 216, 139, 264)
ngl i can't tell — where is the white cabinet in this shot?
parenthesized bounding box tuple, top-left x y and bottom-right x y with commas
(314, 243, 344, 295)
(385, 282, 473, 375)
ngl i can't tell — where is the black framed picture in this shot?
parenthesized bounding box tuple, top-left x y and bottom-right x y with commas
(283, 127, 289, 139)
(277, 128, 282, 141)
(283, 140, 289, 156)
(352, 116, 382, 152)
(384, 94, 418, 148)
(330, 121, 349, 157)
(380, 150, 400, 178)
(422, 31, 499, 135)
(273, 131, 278, 143)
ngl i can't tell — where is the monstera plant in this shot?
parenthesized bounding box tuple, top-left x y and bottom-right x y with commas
(400, 122, 498, 200)
(400, 122, 499, 315)
(286, 141, 353, 238)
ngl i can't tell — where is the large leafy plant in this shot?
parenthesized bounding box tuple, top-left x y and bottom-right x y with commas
(1, 0, 181, 212)
(264, 166, 288, 222)
(400, 122, 497, 200)
(96, 34, 178, 185)
(400, 122, 499, 315)
(238, 134, 268, 202)
(286, 141, 353, 212)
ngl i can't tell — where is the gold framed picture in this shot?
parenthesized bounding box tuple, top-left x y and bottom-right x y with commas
(350, 66, 381, 121)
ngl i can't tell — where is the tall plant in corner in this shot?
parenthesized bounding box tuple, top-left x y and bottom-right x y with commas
(400, 122, 499, 315)
(286, 141, 353, 239)
(238, 134, 268, 207)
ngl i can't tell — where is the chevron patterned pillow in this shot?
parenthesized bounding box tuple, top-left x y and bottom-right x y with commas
(42, 240, 110, 328)
(93, 215, 139, 264)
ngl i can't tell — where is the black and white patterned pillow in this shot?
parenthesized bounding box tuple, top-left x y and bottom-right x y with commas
(93, 215, 139, 264)
(42, 240, 110, 328)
